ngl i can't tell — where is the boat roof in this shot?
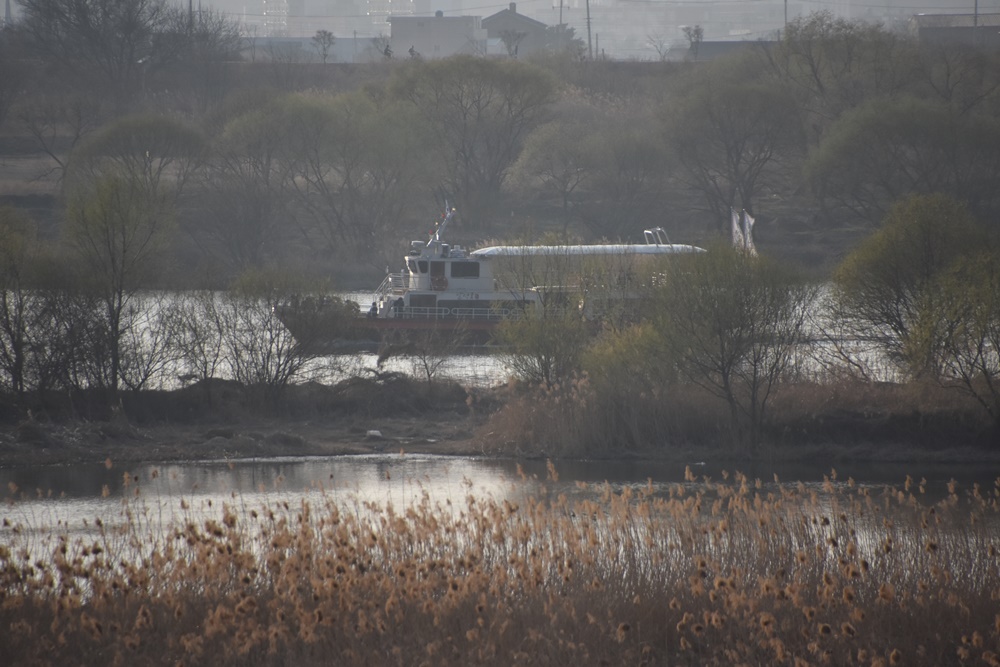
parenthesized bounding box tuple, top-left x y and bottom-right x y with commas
(470, 243, 705, 258)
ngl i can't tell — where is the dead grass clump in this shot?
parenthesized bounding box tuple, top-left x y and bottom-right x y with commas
(484, 377, 997, 456)
(1, 469, 999, 665)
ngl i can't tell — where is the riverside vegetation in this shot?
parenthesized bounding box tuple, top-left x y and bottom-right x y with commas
(2, 194, 1000, 461)
(1, 465, 998, 666)
(3, 7, 1000, 458)
(3, 9, 1000, 666)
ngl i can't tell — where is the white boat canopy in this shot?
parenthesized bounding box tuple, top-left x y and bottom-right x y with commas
(470, 243, 705, 257)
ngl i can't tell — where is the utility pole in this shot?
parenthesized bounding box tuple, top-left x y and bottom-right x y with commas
(974, 0, 980, 46)
(585, 0, 592, 59)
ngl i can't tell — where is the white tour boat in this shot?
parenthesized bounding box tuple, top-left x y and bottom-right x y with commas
(278, 206, 705, 351)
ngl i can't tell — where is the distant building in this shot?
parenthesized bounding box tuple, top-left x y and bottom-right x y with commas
(482, 3, 548, 58)
(908, 13, 1000, 48)
(389, 12, 486, 59)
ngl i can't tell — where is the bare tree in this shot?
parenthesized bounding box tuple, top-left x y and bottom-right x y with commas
(15, 93, 105, 186)
(243, 23, 259, 63)
(312, 29, 335, 63)
(665, 74, 804, 232)
(217, 270, 320, 405)
(16, 0, 181, 99)
(369, 34, 391, 62)
(646, 35, 671, 62)
(116, 294, 181, 391)
(0, 28, 27, 132)
(0, 208, 37, 399)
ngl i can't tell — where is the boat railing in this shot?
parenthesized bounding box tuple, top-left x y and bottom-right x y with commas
(389, 305, 574, 321)
(374, 273, 408, 302)
(388, 306, 529, 321)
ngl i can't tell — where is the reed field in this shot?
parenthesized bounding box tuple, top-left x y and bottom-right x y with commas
(2, 465, 999, 666)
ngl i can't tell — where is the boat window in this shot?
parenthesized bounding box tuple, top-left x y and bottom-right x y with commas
(407, 259, 417, 273)
(430, 261, 446, 277)
(410, 294, 436, 308)
(449, 261, 480, 279)
(417, 261, 428, 273)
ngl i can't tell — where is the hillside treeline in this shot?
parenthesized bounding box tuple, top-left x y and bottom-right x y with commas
(1, 4, 999, 280)
(2, 3, 1000, 451)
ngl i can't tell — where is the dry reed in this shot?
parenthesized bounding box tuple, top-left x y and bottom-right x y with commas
(2, 467, 999, 666)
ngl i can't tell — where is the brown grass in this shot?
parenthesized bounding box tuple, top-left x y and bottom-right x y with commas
(2, 467, 998, 665)
(480, 378, 997, 457)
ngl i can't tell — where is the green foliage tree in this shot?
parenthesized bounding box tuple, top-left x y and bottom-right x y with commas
(542, 24, 586, 59)
(764, 12, 919, 139)
(581, 323, 677, 448)
(198, 99, 292, 271)
(832, 194, 989, 379)
(925, 251, 1000, 428)
(496, 306, 590, 388)
(682, 25, 703, 60)
(150, 9, 245, 113)
(390, 56, 557, 226)
(806, 97, 1000, 224)
(512, 119, 591, 235)
(654, 243, 815, 452)
(279, 91, 436, 259)
(578, 117, 672, 239)
(0, 28, 27, 133)
(69, 113, 206, 199)
(65, 173, 174, 395)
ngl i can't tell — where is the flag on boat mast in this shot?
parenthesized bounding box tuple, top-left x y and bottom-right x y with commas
(741, 210, 757, 257)
(731, 208, 757, 257)
(731, 208, 744, 249)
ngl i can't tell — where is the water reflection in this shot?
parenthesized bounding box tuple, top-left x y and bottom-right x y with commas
(3, 455, 1000, 541)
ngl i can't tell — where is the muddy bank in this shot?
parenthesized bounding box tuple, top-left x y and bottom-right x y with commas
(0, 375, 494, 467)
(4, 410, 999, 470)
(1, 376, 998, 468)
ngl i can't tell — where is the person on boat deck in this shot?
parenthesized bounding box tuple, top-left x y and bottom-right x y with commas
(393, 297, 404, 317)
(368, 301, 377, 318)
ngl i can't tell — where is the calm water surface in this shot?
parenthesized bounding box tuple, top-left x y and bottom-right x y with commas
(3, 455, 1000, 543)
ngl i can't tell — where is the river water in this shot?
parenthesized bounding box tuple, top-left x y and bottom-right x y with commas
(3, 454, 999, 547)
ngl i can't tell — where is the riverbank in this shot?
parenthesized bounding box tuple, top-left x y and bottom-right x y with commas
(0, 413, 489, 467)
(4, 415, 999, 469)
(1, 375, 998, 468)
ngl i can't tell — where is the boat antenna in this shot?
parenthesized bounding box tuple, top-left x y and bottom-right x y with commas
(429, 202, 456, 245)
